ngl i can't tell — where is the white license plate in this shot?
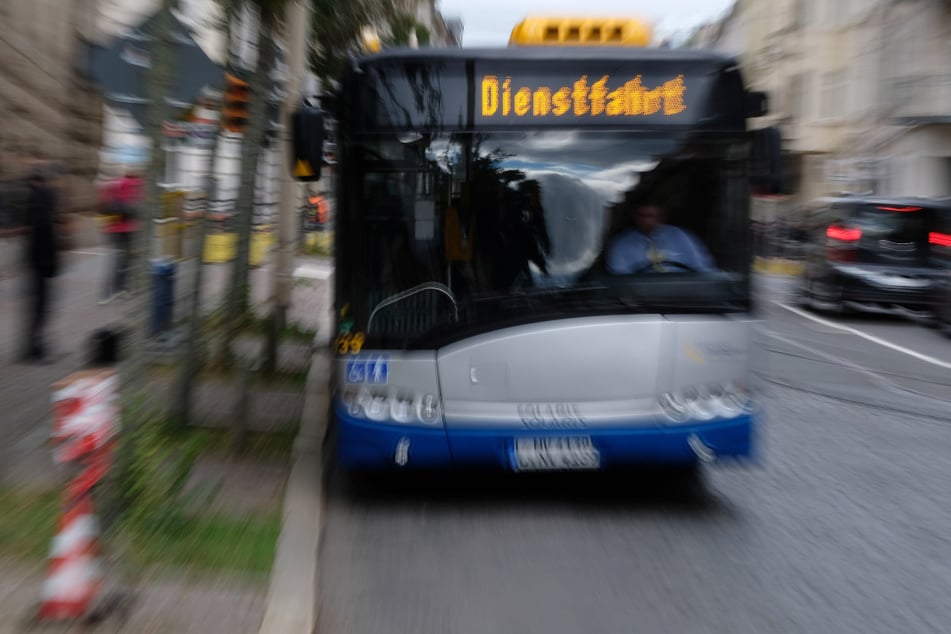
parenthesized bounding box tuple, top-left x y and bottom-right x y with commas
(513, 436, 601, 471)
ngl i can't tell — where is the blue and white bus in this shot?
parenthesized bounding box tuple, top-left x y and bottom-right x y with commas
(320, 17, 768, 474)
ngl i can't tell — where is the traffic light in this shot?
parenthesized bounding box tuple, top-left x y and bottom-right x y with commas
(222, 72, 250, 134)
(750, 126, 783, 195)
(291, 101, 324, 182)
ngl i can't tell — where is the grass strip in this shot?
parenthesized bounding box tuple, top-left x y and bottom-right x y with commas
(0, 489, 280, 577)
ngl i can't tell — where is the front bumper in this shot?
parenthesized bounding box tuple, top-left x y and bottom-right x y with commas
(333, 400, 754, 471)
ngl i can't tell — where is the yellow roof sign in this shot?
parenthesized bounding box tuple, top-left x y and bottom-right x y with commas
(509, 16, 652, 47)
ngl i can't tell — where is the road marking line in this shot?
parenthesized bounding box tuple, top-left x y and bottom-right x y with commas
(764, 328, 921, 396)
(773, 301, 951, 370)
(763, 327, 951, 412)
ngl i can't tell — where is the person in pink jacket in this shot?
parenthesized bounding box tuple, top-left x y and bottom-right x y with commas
(99, 170, 142, 304)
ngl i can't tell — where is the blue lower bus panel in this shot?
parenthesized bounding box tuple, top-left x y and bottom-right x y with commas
(333, 399, 753, 471)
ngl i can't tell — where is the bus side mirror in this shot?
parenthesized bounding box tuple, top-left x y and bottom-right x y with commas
(291, 103, 324, 182)
(746, 91, 768, 118)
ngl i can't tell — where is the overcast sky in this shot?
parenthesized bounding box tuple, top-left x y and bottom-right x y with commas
(436, 0, 735, 46)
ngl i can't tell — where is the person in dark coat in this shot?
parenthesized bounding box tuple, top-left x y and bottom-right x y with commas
(21, 166, 60, 363)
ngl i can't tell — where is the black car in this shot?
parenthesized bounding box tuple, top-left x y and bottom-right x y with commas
(797, 196, 951, 319)
(931, 205, 951, 334)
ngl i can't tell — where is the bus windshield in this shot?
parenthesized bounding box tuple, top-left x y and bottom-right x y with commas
(340, 130, 752, 349)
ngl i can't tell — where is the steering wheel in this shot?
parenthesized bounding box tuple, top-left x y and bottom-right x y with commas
(632, 260, 698, 274)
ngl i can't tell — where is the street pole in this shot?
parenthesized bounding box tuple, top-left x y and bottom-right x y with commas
(266, 0, 308, 373)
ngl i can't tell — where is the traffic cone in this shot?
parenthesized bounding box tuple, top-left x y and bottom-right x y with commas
(36, 496, 103, 621)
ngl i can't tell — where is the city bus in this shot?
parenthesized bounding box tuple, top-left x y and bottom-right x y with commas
(319, 17, 769, 474)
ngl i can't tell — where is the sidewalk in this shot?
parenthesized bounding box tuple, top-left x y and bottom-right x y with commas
(0, 243, 333, 632)
(1, 247, 332, 483)
(0, 558, 268, 634)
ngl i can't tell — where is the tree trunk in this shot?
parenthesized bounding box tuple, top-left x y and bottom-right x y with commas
(108, 0, 175, 522)
(265, 0, 309, 374)
(173, 17, 234, 428)
(227, 20, 277, 324)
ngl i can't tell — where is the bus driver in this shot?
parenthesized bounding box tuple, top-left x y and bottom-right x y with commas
(606, 203, 714, 273)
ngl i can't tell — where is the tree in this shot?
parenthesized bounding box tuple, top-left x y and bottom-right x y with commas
(308, 0, 394, 83)
(108, 0, 176, 521)
(384, 11, 431, 47)
(172, 5, 238, 427)
(223, 0, 288, 325)
(226, 0, 416, 374)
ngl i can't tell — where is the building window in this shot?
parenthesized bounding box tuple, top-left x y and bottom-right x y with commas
(828, 0, 849, 27)
(851, 55, 878, 119)
(793, 0, 811, 29)
(820, 71, 845, 120)
(787, 74, 804, 120)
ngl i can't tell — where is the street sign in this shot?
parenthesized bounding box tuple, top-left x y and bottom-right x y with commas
(163, 120, 219, 147)
(86, 10, 223, 127)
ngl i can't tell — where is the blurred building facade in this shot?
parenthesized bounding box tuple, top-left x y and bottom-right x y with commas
(0, 0, 104, 212)
(691, 0, 951, 205)
(95, 0, 299, 228)
(1, 0, 460, 219)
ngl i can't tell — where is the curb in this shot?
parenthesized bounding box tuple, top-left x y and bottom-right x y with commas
(258, 345, 330, 634)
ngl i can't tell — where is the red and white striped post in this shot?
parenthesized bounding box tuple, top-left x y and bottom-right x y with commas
(36, 369, 120, 622)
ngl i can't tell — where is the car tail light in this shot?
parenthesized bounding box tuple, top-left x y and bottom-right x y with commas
(827, 225, 861, 242)
(826, 225, 860, 262)
(929, 232, 951, 248)
(877, 205, 921, 212)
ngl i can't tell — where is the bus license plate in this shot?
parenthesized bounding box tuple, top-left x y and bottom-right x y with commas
(513, 437, 601, 471)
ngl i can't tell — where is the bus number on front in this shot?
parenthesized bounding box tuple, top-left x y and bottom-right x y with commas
(335, 332, 365, 355)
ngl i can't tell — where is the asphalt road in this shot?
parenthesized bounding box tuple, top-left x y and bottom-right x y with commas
(318, 274, 951, 634)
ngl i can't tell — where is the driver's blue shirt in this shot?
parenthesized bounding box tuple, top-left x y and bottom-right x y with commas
(606, 225, 714, 273)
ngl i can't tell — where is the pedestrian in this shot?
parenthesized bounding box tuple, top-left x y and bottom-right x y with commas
(20, 163, 60, 363)
(1, 166, 28, 282)
(98, 167, 141, 305)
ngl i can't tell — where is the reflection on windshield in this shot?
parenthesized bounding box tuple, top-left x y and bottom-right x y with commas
(344, 131, 750, 346)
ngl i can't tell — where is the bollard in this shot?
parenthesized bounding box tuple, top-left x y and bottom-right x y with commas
(35, 369, 121, 624)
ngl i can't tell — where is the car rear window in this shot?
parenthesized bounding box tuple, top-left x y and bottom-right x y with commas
(840, 204, 929, 265)
(852, 205, 926, 240)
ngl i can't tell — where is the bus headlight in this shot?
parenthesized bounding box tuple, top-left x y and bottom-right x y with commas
(659, 382, 753, 423)
(341, 388, 442, 425)
(683, 387, 717, 421)
(342, 388, 370, 417)
(365, 394, 389, 422)
(390, 395, 416, 423)
(659, 392, 689, 422)
(417, 393, 441, 424)
(724, 381, 754, 413)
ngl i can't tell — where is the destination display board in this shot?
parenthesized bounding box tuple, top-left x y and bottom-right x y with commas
(349, 54, 735, 132)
